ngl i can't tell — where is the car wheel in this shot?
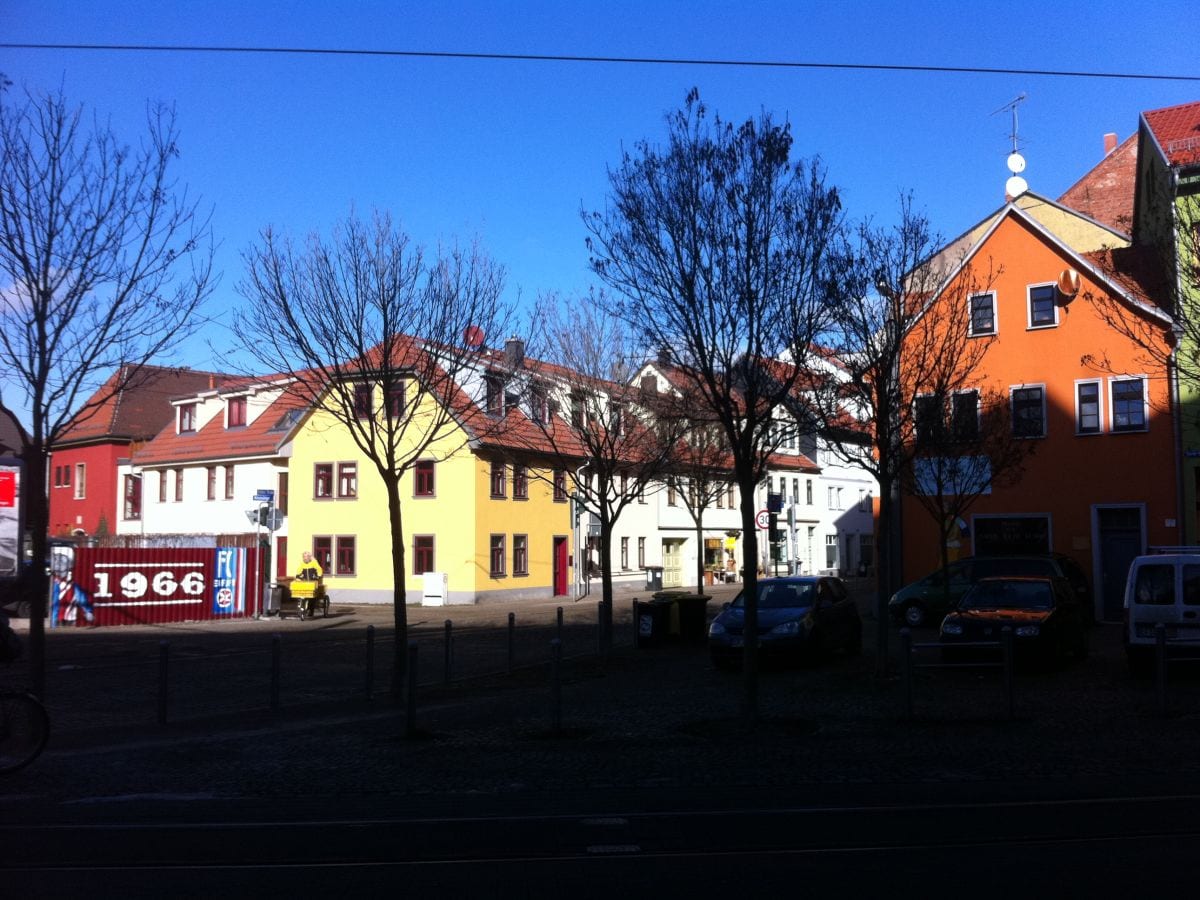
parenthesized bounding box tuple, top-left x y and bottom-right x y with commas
(16, 599, 31, 619)
(903, 603, 926, 628)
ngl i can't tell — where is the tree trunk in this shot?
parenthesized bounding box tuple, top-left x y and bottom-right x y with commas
(738, 478, 760, 729)
(874, 475, 897, 678)
(598, 502, 614, 654)
(386, 478, 409, 701)
(694, 511, 705, 594)
(24, 442, 49, 699)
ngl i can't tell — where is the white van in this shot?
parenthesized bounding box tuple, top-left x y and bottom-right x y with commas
(1123, 553, 1200, 673)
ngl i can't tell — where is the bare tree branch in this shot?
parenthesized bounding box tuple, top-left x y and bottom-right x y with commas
(0, 86, 214, 696)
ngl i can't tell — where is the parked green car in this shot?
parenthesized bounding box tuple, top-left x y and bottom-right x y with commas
(889, 554, 1093, 627)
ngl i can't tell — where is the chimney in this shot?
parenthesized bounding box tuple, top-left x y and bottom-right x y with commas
(1104, 133, 1118, 156)
(504, 337, 525, 369)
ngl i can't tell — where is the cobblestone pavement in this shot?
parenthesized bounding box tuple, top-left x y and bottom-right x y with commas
(6, 578, 1200, 817)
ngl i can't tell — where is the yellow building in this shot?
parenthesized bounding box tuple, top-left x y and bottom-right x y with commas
(286, 379, 574, 605)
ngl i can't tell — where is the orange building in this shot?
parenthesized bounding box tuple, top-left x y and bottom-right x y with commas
(899, 192, 1176, 622)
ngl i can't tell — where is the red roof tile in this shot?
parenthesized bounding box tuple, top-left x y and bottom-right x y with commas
(56, 365, 234, 446)
(1057, 133, 1138, 233)
(131, 385, 310, 466)
(1143, 100, 1200, 169)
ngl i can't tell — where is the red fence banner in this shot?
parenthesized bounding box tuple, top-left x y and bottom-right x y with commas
(50, 546, 259, 627)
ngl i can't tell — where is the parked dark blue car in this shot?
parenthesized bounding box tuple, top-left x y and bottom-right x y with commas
(708, 576, 862, 670)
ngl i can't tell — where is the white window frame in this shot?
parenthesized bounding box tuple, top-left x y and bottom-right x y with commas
(1075, 379, 1103, 435)
(1109, 376, 1149, 433)
(1026, 282, 1059, 329)
(968, 291, 997, 337)
(1010, 383, 1047, 439)
(73, 463, 86, 500)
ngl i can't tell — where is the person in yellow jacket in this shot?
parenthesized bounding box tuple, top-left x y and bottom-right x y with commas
(296, 550, 323, 581)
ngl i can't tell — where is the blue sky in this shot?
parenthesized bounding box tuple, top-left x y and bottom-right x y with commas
(2, 0, 1198, 386)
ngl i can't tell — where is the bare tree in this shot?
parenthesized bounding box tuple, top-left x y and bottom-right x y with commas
(234, 211, 511, 698)
(0, 87, 214, 696)
(585, 90, 845, 725)
(522, 292, 681, 650)
(659, 396, 735, 594)
(902, 386, 1035, 621)
(811, 195, 1001, 672)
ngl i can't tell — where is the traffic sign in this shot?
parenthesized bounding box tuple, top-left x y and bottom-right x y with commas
(755, 509, 771, 530)
(253, 489, 275, 502)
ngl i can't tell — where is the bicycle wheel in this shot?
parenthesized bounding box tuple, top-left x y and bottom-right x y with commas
(0, 692, 50, 774)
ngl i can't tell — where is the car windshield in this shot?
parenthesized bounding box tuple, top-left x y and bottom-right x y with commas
(961, 581, 1053, 610)
(732, 582, 816, 609)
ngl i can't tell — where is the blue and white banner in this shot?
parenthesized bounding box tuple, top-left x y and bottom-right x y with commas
(211, 547, 247, 615)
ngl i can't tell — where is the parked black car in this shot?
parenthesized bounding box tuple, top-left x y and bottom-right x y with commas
(889, 553, 1093, 627)
(939, 575, 1089, 666)
(708, 576, 862, 670)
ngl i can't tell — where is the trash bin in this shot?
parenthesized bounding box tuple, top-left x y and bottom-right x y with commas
(633, 598, 673, 648)
(265, 582, 284, 615)
(673, 593, 711, 644)
(644, 566, 664, 592)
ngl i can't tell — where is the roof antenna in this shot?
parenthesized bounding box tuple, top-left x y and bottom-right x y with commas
(992, 93, 1028, 199)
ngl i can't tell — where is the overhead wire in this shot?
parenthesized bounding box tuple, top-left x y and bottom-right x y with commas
(1, 42, 1198, 82)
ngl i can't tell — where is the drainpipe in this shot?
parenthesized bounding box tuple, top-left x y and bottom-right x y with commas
(1171, 323, 1185, 546)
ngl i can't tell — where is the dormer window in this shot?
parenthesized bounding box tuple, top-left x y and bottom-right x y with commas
(485, 374, 504, 416)
(530, 384, 548, 424)
(227, 396, 247, 428)
(178, 403, 197, 433)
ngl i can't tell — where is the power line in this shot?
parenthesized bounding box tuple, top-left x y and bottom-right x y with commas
(2, 42, 1198, 82)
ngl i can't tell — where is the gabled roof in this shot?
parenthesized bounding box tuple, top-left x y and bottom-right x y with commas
(131, 383, 310, 466)
(918, 198, 1170, 328)
(1143, 100, 1200, 169)
(0, 408, 26, 455)
(55, 365, 233, 447)
(1057, 133, 1138, 234)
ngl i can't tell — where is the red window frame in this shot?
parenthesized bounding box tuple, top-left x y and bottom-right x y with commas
(413, 535, 434, 574)
(414, 460, 435, 497)
(314, 463, 333, 499)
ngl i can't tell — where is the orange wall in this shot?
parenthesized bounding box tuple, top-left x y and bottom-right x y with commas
(900, 213, 1176, 581)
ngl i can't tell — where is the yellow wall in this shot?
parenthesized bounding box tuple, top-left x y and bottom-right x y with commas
(287, 391, 570, 603)
(472, 454, 573, 597)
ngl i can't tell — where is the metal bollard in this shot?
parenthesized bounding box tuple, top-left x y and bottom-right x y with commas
(557, 606, 564, 647)
(365, 624, 375, 701)
(406, 640, 419, 738)
(270, 633, 281, 711)
(1001, 626, 1015, 720)
(157, 640, 170, 727)
(507, 612, 515, 676)
(550, 637, 562, 733)
(900, 628, 913, 719)
(598, 600, 604, 655)
(444, 619, 453, 685)
(1156, 623, 1167, 716)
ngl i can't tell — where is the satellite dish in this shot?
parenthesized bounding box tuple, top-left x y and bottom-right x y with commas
(1057, 268, 1080, 298)
(1007, 152, 1027, 174)
(1005, 175, 1028, 199)
(463, 325, 485, 348)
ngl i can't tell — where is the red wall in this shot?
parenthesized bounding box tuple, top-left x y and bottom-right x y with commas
(49, 443, 125, 537)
